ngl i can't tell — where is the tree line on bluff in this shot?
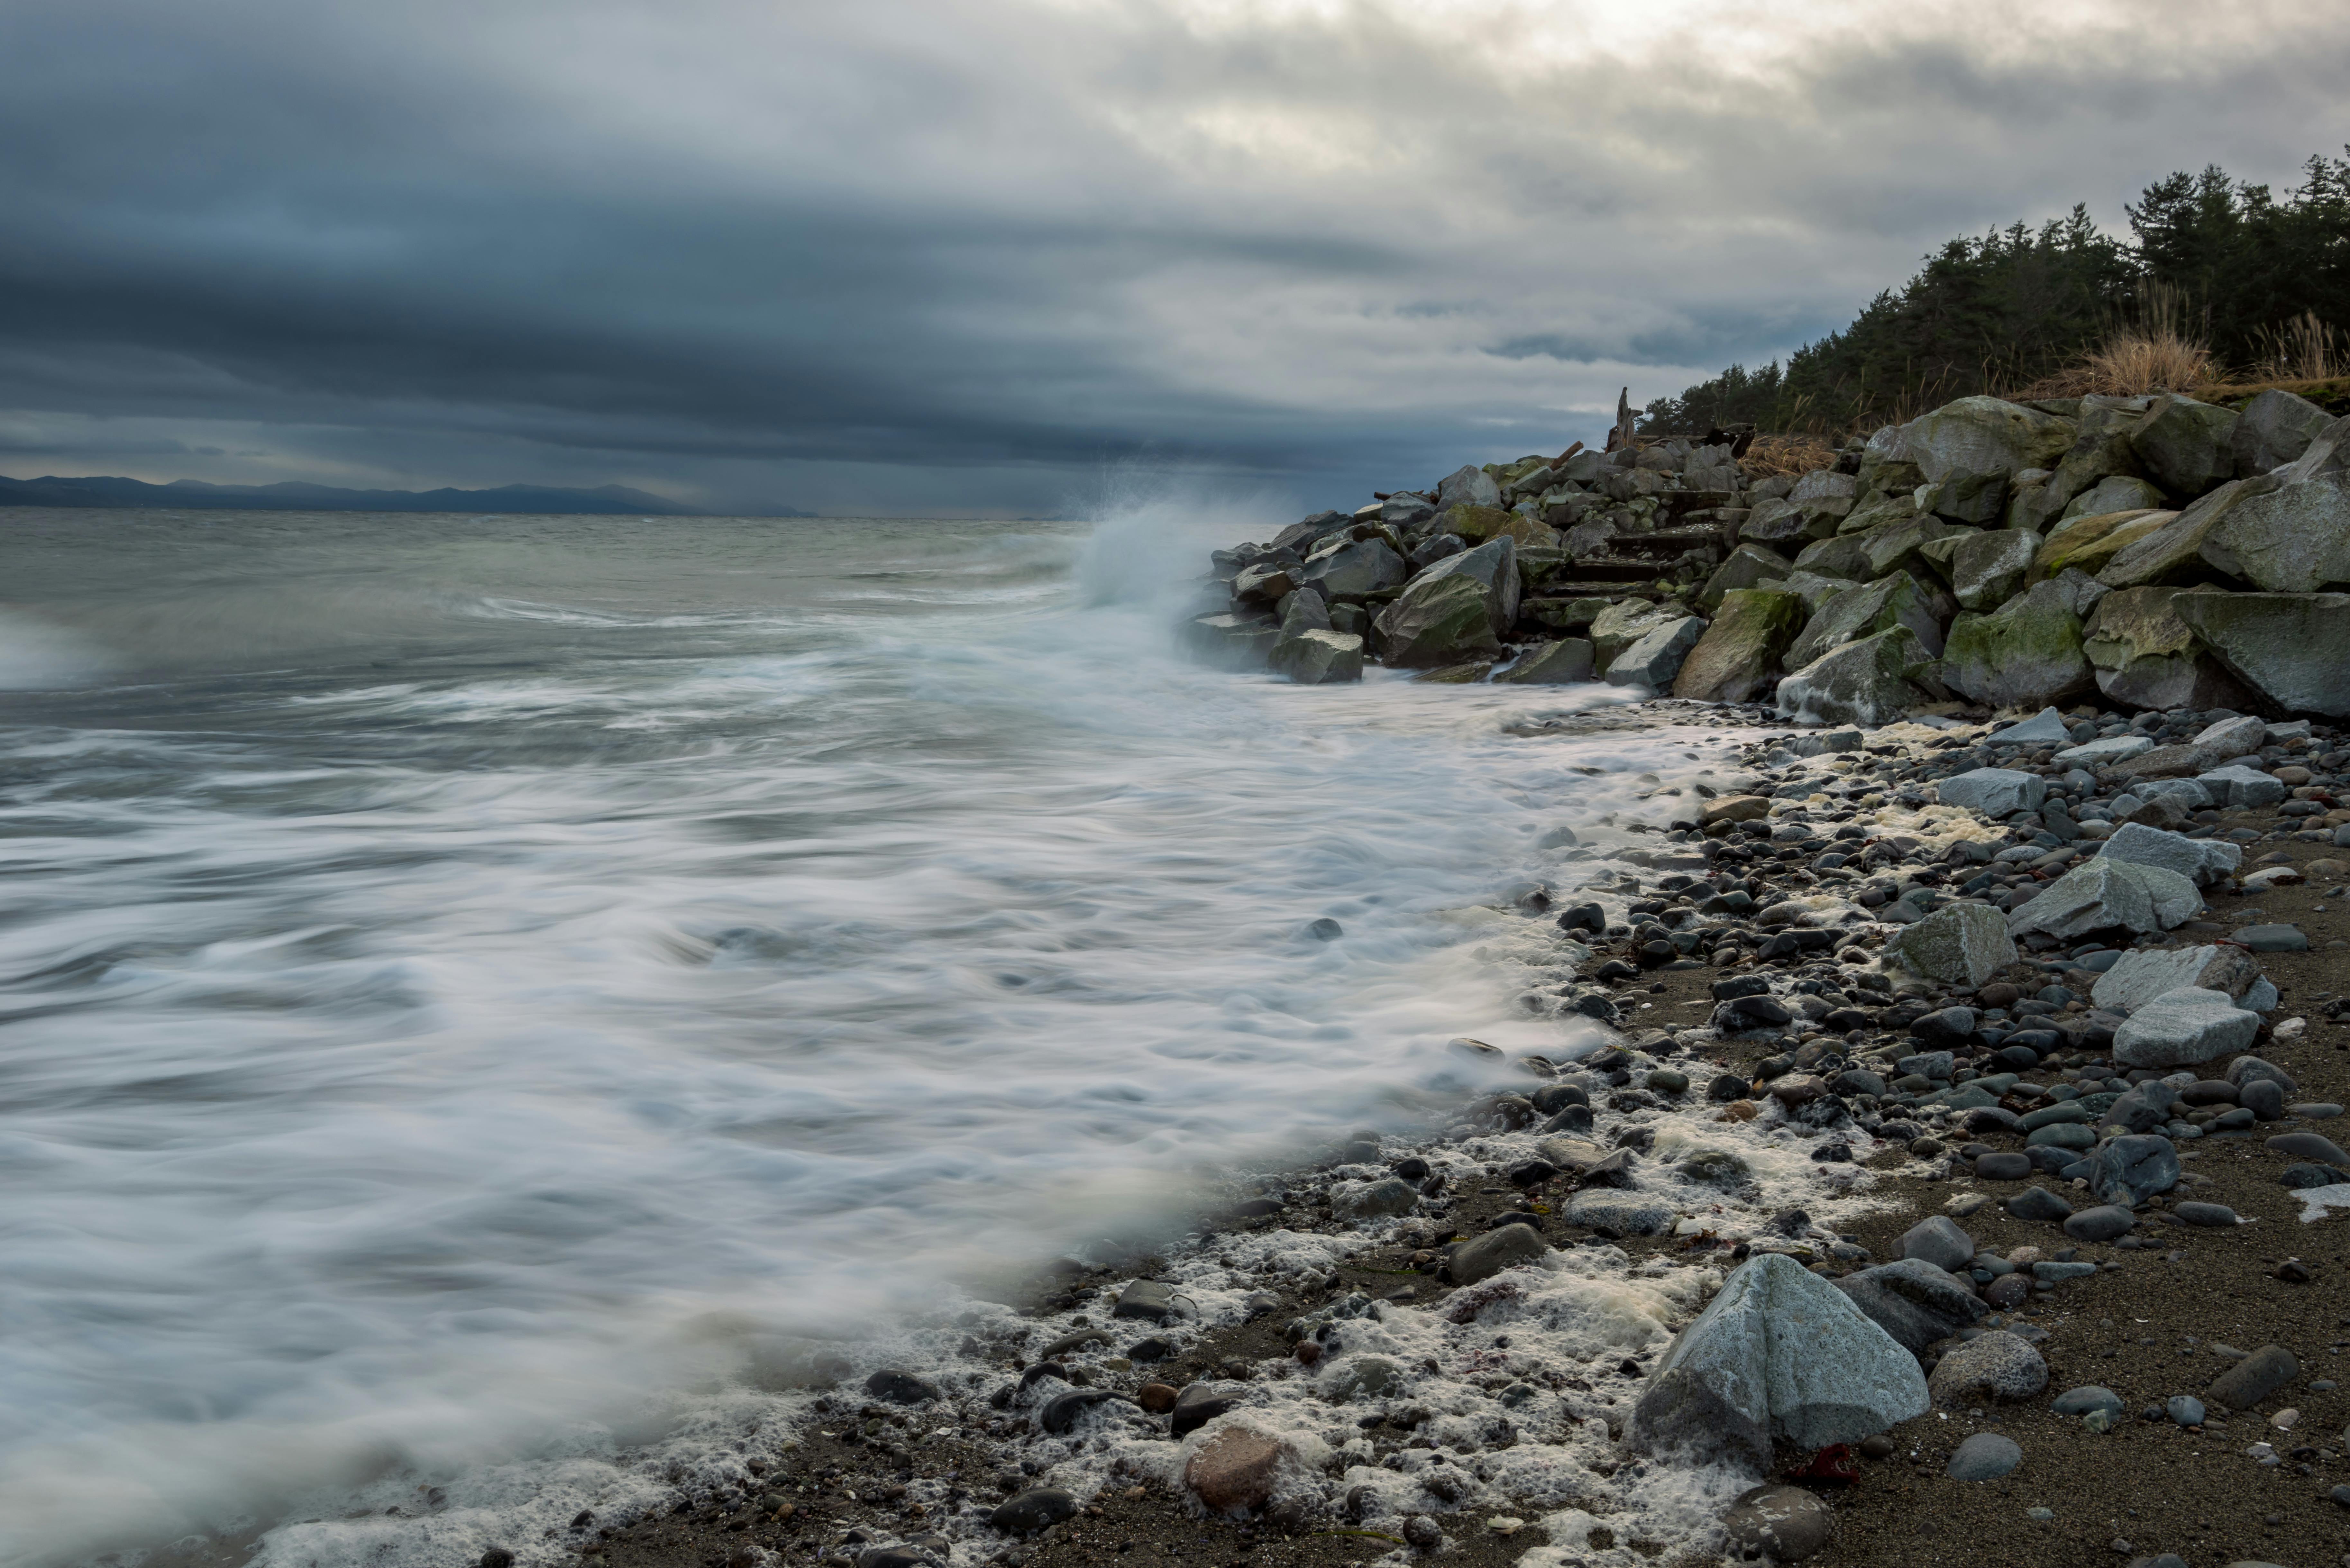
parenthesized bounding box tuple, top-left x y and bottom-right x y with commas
(1643, 149, 2350, 437)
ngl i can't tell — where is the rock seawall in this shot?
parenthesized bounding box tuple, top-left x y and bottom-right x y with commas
(1194, 390, 2350, 720)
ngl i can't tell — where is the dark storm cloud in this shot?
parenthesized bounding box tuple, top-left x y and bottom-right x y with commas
(2, 0, 2348, 514)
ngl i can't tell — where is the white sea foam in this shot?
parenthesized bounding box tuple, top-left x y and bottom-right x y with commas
(0, 503, 1798, 1566)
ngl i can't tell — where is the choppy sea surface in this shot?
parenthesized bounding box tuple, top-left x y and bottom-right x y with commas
(0, 505, 1746, 1565)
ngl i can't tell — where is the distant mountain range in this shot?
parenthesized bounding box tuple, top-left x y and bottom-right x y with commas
(0, 473, 812, 517)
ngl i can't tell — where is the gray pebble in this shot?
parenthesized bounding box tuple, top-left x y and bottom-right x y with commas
(1945, 1432, 2023, 1480)
(2062, 1205, 2135, 1243)
(2172, 1201, 2239, 1226)
(2051, 1386, 2125, 1418)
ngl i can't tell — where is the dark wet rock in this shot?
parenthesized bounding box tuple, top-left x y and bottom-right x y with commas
(1945, 1432, 2023, 1480)
(864, 1369, 942, 1405)
(990, 1488, 1081, 1535)
(2207, 1345, 2299, 1409)
(1721, 1484, 1833, 1561)
(1170, 1381, 1249, 1437)
(1833, 1259, 1988, 1355)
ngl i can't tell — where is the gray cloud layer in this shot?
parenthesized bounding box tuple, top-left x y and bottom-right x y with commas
(3, 0, 2347, 515)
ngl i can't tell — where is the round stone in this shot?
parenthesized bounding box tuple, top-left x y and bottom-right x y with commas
(1722, 1485, 1833, 1561)
(1945, 1432, 2023, 1480)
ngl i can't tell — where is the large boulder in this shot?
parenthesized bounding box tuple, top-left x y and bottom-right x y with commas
(1887, 901, 2017, 987)
(2059, 475, 2167, 522)
(1776, 625, 1943, 727)
(1623, 1253, 1928, 1472)
(1268, 629, 1365, 685)
(2034, 508, 2172, 580)
(1186, 613, 1280, 670)
(2127, 394, 2239, 496)
(2082, 586, 2261, 711)
(1495, 638, 1595, 684)
(1833, 1259, 1989, 1355)
(2196, 469, 2350, 592)
(2170, 589, 2350, 716)
(1700, 544, 1793, 610)
(1784, 571, 1946, 669)
(1435, 464, 1500, 511)
(1589, 598, 1680, 666)
(2007, 857, 2201, 942)
(1940, 580, 2096, 708)
(1948, 529, 2041, 610)
(2098, 477, 2277, 588)
(2036, 394, 2153, 520)
(1373, 539, 1519, 667)
(1897, 397, 2078, 524)
(1673, 590, 1806, 703)
(1793, 534, 1872, 581)
(1777, 571, 1859, 615)
(1444, 504, 1559, 551)
(1296, 535, 1407, 603)
(1858, 514, 1964, 581)
(2232, 387, 2336, 475)
(1607, 615, 1708, 689)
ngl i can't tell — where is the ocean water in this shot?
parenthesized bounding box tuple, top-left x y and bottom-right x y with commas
(0, 505, 1751, 1565)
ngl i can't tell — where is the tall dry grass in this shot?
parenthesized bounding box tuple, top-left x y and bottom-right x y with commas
(2250, 311, 2346, 383)
(2019, 280, 2215, 398)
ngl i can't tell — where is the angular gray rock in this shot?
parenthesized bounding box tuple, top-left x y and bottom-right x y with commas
(1776, 625, 1943, 727)
(1927, 1330, 2048, 1405)
(1267, 629, 1365, 685)
(2231, 387, 2335, 475)
(1886, 901, 2017, 988)
(2197, 469, 2350, 593)
(2007, 857, 2200, 942)
(1372, 538, 1519, 668)
(2082, 585, 2261, 712)
(2128, 393, 2238, 496)
(2096, 822, 2244, 888)
(1588, 598, 1681, 667)
(1295, 535, 1407, 603)
(1897, 397, 2078, 523)
(1186, 613, 1282, 670)
(1495, 638, 1595, 684)
(2061, 474, 2166, 520)
(1783, 571, 1945, 669)
(1624, 1253, 1929, 1472)
(1896, 1215, 1974, 1272)
(2081, 1133, 2180, 1207)
(2115, 987, 2256, 1072)
(1935, 767, 2046, 818)
(1448, 1222, 1547, 1287)
(1949, 528, 2041, 611)
(1700, 543, 1792, 610)
(2196, 764, 2288, 808)
(1435, 464, 1500, 512)
(1605, 615, 1708, 691)
(2169, 588, 2350, 716)
(1987, 707, 2071, 746)
(2093, 945, 2260, 1012)
(1832, 1259, 1988, 1355)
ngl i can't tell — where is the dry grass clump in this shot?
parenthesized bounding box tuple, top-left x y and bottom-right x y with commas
(1738, 433, 1838, 479)
(2250, 311, 2346, 383)
(2018, 328, 2213, 399)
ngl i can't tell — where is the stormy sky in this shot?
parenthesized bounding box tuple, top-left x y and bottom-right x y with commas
(4, 0, 2347, 517)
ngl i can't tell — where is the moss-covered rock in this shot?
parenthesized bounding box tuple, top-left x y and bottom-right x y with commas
(2032, 508, 2171, 581)
(2082, 587, 2259, 712)
(1699, 543, 1792, 610)
(1785, 570, 1946, 670)
(1372, 538, 1520, 667)
(1947, 528, 2041, 610)
(2059, 474, 2166, 521)
(1673, 590, 1807, 703)
(1776, 624, 1943, 727)
(1858, 514, 1964, 582)
(2098, 478, 2277, 588)
(1495, 639, 1595, 684)
(1590, 598, 1681, 667)
(1940, 579, 2096, 708)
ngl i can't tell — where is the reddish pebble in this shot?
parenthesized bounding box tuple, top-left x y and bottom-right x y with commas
(1136, 1382, 1179, 1413)
(1294, 1341, 1322, 1366)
